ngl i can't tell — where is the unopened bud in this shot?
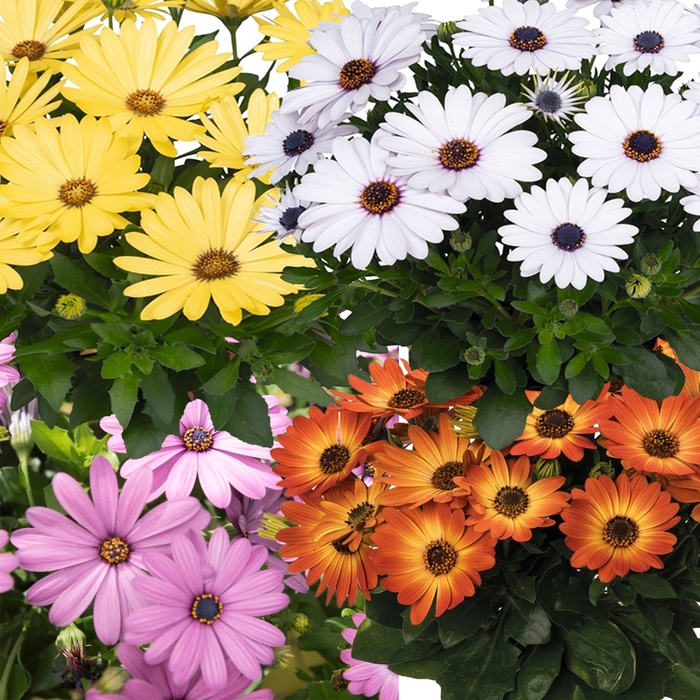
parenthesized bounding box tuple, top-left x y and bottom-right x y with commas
(461, 346, 486, 366)
(589, 461, 615, 479)
(272, 645, 295, 670)
(258, 513, 295, 541)
(437, 21, 462, 42)
(640, 254, 662, 276)
(91, 666, 129, 695)
(0, 426, 9, 442)
(251, 358, 274, 382)
(625, 274, 652, 299)
(55, 294, 86, 320)
(332, 670, 350, 691)
(558, 299, 578, 318)
(578, 78, 596, 99)
(290, 613, 311, 634)
(55, 624, 103, 690)
(534, 458, 561, 479)
(450, 230, 472, 253)
(10, 412, 34, 463)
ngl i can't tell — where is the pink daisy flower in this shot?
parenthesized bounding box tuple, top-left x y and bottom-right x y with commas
(340, 613, 399, 700)
(85, 643, 273, 700)
(120, 399, 286, 508)
(100, 414, 127, 454)
(11, 456, 209, 645)
(0, 332, 20, 409)
(124, 529, 288, 690)
(0, 529, 17, 593)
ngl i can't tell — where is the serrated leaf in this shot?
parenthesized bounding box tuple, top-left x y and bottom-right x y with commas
(20, 354, 76, 411)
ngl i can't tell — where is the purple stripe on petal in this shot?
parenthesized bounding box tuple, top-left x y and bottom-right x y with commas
(180, 399, 214, 433)
(89, 457, 119, 535)
(25, 560, 98, 606)
(141, 617, 193, 664)
(221, 613, 286, 647)
(52, 473, 108, 539)
(165, 451, 199, 501)
(122, 678, 166, 700)
(205, 528, 230, 572)
(47, 561, 109, 627)
(212, 622, 262, 681)
(93, 565, 122, 645)
(125, 607, 189, 647)
(168, 619, 204, 689)
(128, 498, 207, 546)
(197, 457, 234, 509)
(22, 508, 100, 545)
(200, 627, 228, 692)
(14, 537, 97, 571)
(116, 467, 152, 538)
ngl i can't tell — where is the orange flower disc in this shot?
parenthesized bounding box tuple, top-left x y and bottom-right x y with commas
(559, 473, 679, 583)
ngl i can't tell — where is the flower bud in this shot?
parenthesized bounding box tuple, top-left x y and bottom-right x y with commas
(55, 624, 103, 690)
(272, 645, 295, 670)
(437, 21, 462, 42)
(0, 426, 10, 442)
(251, 358, 274, 382)
(450, 230, 472, 253)
(55, 294, 87, 319)
(534, 457, 561, 479)
(10, 409, 34, 464)
(290, 613, 311, 634)
(589, 461, 615, 479)
(333, 670, 350, 691)
(461, 346, 486, 365)
(258, 513, 295, 541)
(558, 299, 578, 318)
(91, 666, 129, 695)
(578, 78, 597, 99)
(625, 274, 652, 299)
(640, 254, 662, 276)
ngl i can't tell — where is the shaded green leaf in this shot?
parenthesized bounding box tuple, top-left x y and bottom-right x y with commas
(20, 354, 76, 412)
(473, 386, 531, 450)
(507, 638, 564, 700)
(269, 367, 333, 407)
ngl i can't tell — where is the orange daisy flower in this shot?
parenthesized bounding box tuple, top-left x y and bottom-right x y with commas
(311, 477, 386, 551)
(597, 386, 700, 476)
(457, 451, 569, 542)
(271, 406, 370, 496)
(559, 473, 679, 582)
(371, 502, 496, 625)
(510, 390, 612, 461)
(331, 359, 481, 420)
(278, 498, 377, 606)
(375, 413, 476, 509)
(655, 338, 700, 397)
(662, 475, 700, 521)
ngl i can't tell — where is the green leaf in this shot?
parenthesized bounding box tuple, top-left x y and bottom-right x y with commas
(560, 620, 636, 694)
(437, 588, 495, 648)
(31, 420, 78, 467)
(568, 362, 603, 404)
(101, 351, 133, 380)
(438, 629, 520, 700)
(339, 298, 391, 335)
(665, 665, 700, 700)
(122, 413, 167, 459)
(140, 363, 176, 425)
(70, 378, 112, 429)
(506, 638, 564, 700)
(0, 658, 30, 700)
(419, 337, 463, 373)
(627, 573, 676, 599)
(202, 358, 241, 395)
(269, 367, 333, 407)
(221, 384, 273, 448)
(537, 339, 562, 384)
(402, 609, 436, 644)
(163, 325, 216, 353)
(613, 345, 684, 400)
(91, 323, 134, 347)
(505, 601, 551, 646)
(424, 365, 474, 403)
(109, 372, 140, 428)
(495, 359, 517, 395)
(150, 345, 205, 371)
(20, 354, 76, 411)
(666, 328, 700, 371)
(303, 681, 354, 699)
(259, 332, 316, 365)
(473, 386, 532, 450)
(352, 617, 406, 665)
(50, 252, 110, 309)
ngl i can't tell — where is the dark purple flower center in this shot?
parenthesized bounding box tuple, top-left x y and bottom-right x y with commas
(99, 536, 130, 565)
(191, 593, 223, 624)
(551, 222, 586, 251)
(282, 130, 315, 156)
(280, 206, 306, 230)
(535, 89, 562, 113)
(509, 26, 547, 52)
(360, 180, 401, 214)
(183, 426, 213, 452)
(623, 129, 662, 162)
(634, 30, 664, 54)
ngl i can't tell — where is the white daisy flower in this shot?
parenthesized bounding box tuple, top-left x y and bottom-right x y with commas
(569, 84, 700, 202)
(293, 135, 466, 269)
(597, 0, 700, 77)
(499, 178, 639, 290)
(680, 182, 700, 231)
(566, 0, 635, 19)
(255, 189, 310, 241)
(376, 85, 545, 202)
(243, 111, 356, 184)
(680, 80, 700, 116)
(280, 1, 427, 128)
(453, 0, 596, 77)
(523, 72, 587, 124)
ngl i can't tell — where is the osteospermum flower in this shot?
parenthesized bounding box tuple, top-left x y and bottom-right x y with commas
(125, 529, 288, 688)
(113, 177, 314, 325)
(457, 451, 569, 542)
(569, 84, 700, 202)
(523, 72, 587, 124)
(340, 613, 399, 700)
(61, 19, 242, 158)
(499, 178, 639, 289)
(254, 0, 350, 73)
(560, 473, 680, 582)
(374, 413, 475, 509)
(121, 399, 281, 507)
(0, 332, 20, 393)
(278, 497, 378, 605)
(271, 406, 370, 496)
(255, 188, 309, 241)
(294, 135, 465, 269)
(597, 0, 700, 76)
(377, 85, 545, 203)
(185, 0, 273, 19)
(80, 0, 185, 21)
(511, 390, 611, 461)
(598, 386, 700, 476)
(566, 0, 634, 18)
(454, 0, 595, 77)
(244, 109, 356, 184)
(661, 475, 700, 522)
(198, 90, 279, 180)
(280, 1, 427, 127)
(0, 219, 53, 293)
(680, 182, 700, 232)
(371, 503, 496, 625)
(0, 0, 96, 71)
(11, 457, 208, 645)
(0, 530, 17, 593)
(0, 115, 155, 254)
(100, 414, 126, 454)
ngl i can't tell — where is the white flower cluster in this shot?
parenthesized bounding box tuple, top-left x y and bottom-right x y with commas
(244, 0, 700, 289)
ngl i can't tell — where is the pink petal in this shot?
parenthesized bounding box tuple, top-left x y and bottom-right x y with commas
(197, 456, 234, 508)
(212, 537, 251, 591)
(171, 536, 203, 596)
(141, 617, 193, 663)
(181, 400, 214, 433)
(222, 613, 286, 647)
(200, 628, 228, 692)
(168, 621, 204, 687)
(13, 535, 97, 571)
(90, 456, 119, 534)
(94, 565, 122, 645)
(52, 472, 108, 539)
(116, 467, 152, 537)
(128, 498, 209, 546)
(25, 560, 97, 605)
(206, 528, 230, 572)
(213, 622, 263, 681)
(0, 530, 8, 548)
(22, 507, 100, 546)
(47, 561, 110, 627)
(165, 452, 199, 500)
(125, 607, 188, 647)
(120, 441, 182, 479)
(213, 433, 271, 460)
(123, 679, 166, 700)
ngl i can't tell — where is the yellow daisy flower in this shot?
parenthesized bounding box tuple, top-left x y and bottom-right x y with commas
(0, 114, 155, 254)
(61, 19, 242, 157)
(113, 177, 316, 325)
(0, 220, 53, 293)
(185, 0, 273, 20)
(0, 58, 62, 141)
(63, 0, 185, 22)
(0, 0, 97, 72)
(198, 89, 279, 181)
(255, 0, 349, 73)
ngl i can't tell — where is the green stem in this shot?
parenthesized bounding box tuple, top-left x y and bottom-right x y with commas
(0, 612, 31, 700)
(682, 283, 700, 299)
(18, 457, 33, 507)
(352, 280, 399, 298)
(484, 293, 513, 320)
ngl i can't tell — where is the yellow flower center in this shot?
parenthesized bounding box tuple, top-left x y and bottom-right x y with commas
(431, 461, 464, 491)
(0, 120, 8, 138)
(99, 536, 130, 565)
(345, 501, 376, 528)
(494, 486, 530, 517)
(192, 249, 240, 281)
(423, 539, 457, 576)
(387, 388, 426, 409)
(191, 593, 223, 624)
(509, 26, 547, 52)
(360, 181, 401, 215)
(182, 426, 214, 451)
(535, 408, 574, 439)
(319, 444, 351, 474)
(642, 429, 679, 459)
(603, 515, 639, 548)
(12, 40, 46, 61)
(623, 130, 662, 162)
(59, 178, 97, 208)
(126, 89, 166, 116)
(338, 58, 376, 90)
(439, 139, 480, 171)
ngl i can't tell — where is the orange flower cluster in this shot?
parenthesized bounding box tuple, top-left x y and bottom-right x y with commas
(272, 348, 699, 620)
